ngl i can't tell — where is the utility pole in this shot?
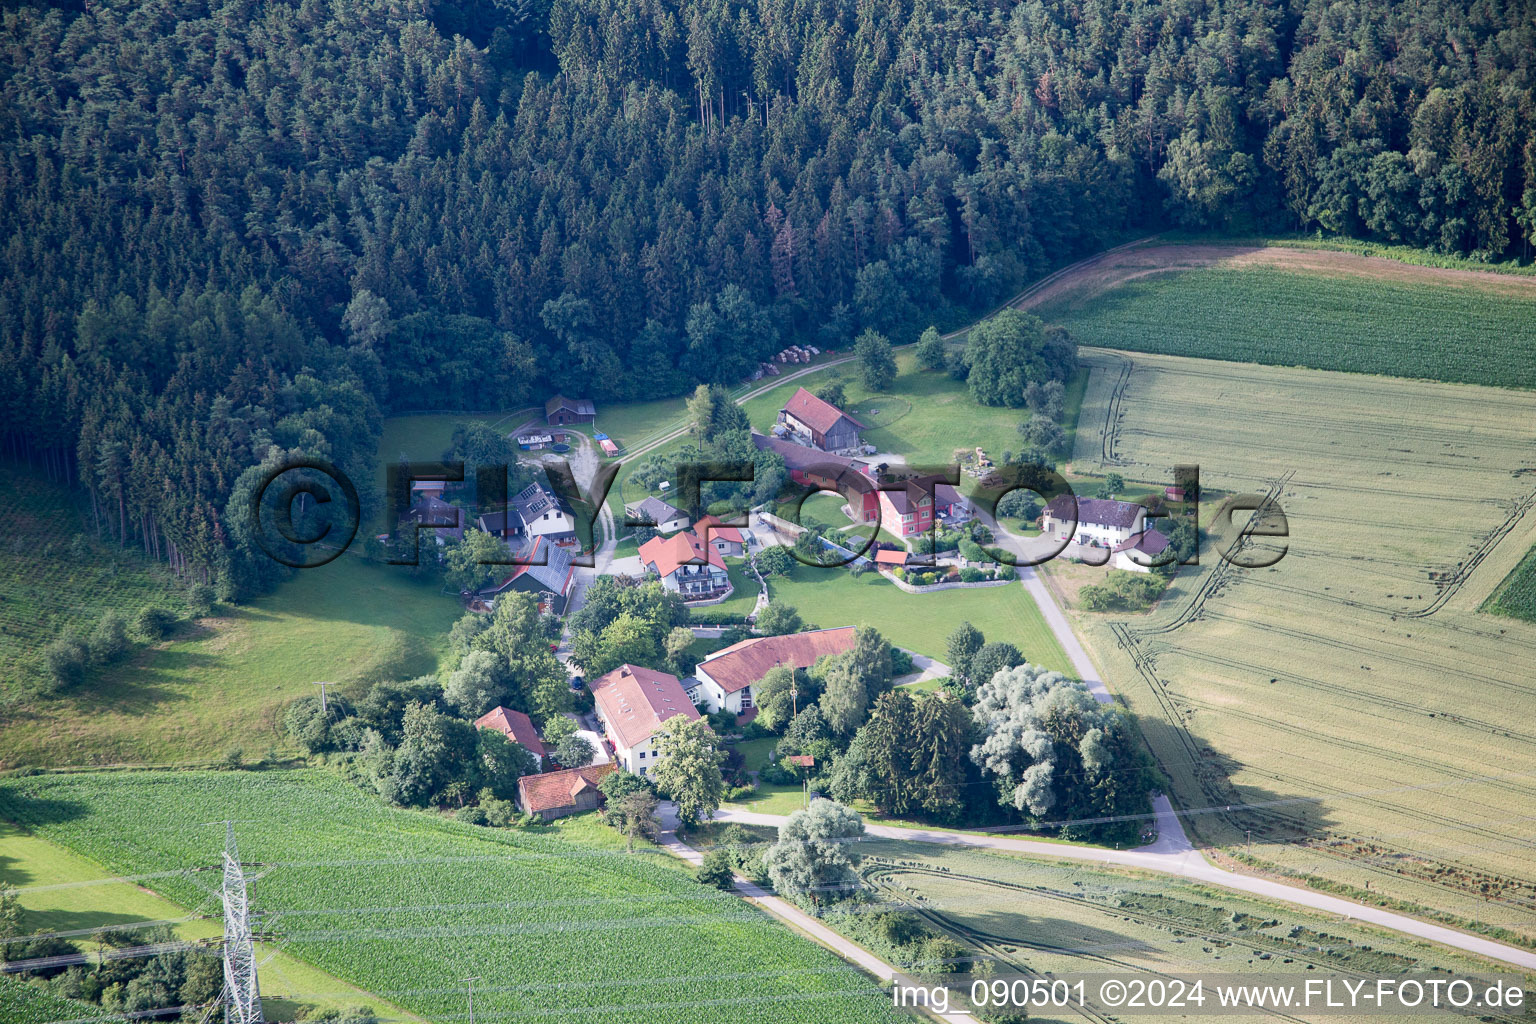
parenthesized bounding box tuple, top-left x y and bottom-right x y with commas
(312, 681, 331, 715)
(464, 976, 480, 1024)
(1246, 829, 1252, 855)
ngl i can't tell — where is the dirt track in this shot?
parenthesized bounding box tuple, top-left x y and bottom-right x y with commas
(1018, 242, 1536, 310)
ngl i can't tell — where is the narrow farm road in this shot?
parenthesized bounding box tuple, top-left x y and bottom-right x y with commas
(711, 803, 1536, 972)
(656, 803, 983, 1024)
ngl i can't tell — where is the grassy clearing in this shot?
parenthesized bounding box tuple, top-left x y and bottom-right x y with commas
(0, 821, 411, 1022)
(842, 840, 1525, 1012)
(1482, 543, 1536, 623)
(763, 569, 1071, 674)
(1069, 348, 1536, 944)
(0, 554, 461, 768)
(740, 352, 1030, 465)
(0, 770, 904, 1024)
(0, 464, 185, 698)
(1038, 265, 1536, 388)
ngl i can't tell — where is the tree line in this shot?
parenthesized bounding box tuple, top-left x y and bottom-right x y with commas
(3, 0, 1533, 594)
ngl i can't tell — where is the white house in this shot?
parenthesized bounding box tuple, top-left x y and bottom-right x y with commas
(1042, 496, 1147, 548)
(1113, 528, 1172, 573)
(693, 627, 857, 715)
(637, 528, 732, 599)
(626, 496, 690, 534)
(590, 664, 701, 777)
(514, 480, 577, 546)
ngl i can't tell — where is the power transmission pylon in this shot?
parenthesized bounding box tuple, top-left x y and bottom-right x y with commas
(221, 823, 264, 1024)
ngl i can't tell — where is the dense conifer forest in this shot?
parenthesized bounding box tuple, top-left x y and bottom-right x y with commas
(2, 0, 1532, 591)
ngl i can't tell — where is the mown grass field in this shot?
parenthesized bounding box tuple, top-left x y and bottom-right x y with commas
(0, 554, 461, 768)
(0, 820, 407, 1022)
(739, 352, 1034, 465)
(0, 771, 906, 1024)
(1068, 348, 1536, 945)
(845, 841, 1532, 1020)
(1482, 543, 1536, 623)
(0, 464, 185, 698)
(762, 569, 1071, 675)
(1037, 265, 1536, 388)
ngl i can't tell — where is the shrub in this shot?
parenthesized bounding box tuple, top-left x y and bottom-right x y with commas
(723, 784, 756, 802)
(959, 567, 986, 583)
(874, 911, 930, 947)
(132, 605, 179, 640)
(222, 746, 245, 769)
(86, 610, 131, 663)
(889, 647, 914, 677)
(759, 761, 797, 785)
(697, 849, 737, 890)
(482, 795, 516, 826)
(455, 805, 489, 825)
(917, 936, 971, 974)
(186, 582, 216, 617)
(43, 634, 89, 690)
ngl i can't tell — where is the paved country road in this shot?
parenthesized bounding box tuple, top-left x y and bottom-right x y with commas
(710, 802, 1536, 972)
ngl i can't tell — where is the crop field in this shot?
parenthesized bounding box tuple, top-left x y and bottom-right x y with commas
(0, 821, 406, 1021)
(0, 771, 907, 1024)
(0, 975, 127, 1024)
(0, 465, 185, 698)
(0, 553, 461, 768)
(847, 841, 1533, 1023)
(1066, 349, 1536, 945)
(1036, 265, 1536, 389)
(1482, 544, 1536, 623)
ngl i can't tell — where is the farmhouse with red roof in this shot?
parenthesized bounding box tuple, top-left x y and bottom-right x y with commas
(590, 664, 702, 776)
(693, 626, 857, 716)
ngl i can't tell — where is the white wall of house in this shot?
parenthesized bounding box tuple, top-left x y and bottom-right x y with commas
(1114, 549, 1153, 573)
(695, 671, 751, 715)
(1043, 506, 1145, 547)
(527, 508, 574, 539)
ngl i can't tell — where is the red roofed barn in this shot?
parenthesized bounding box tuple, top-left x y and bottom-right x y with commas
(516, 763, 615, 821)
(777, 387, 865, 452)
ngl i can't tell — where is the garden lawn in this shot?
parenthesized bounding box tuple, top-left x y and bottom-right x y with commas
(765, 569, 1071, 675)
(688, 559, 762, 621)
(739, 352, 1031, 465)
(0, 821, 410, 1022)
(0, 554, 461, 768)
(0, 770, 904, 1024)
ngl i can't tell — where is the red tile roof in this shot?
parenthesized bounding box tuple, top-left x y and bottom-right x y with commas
(694, 513, 744, 544)
(697, 626, 858, 695)
(781, 387, 865, 436)
(873, 548, 908, 565)
(517, 763, 615, 815)
(638, 529, 725, 578)
(473, 706, 547, 758)
(590, 664, 701, 750)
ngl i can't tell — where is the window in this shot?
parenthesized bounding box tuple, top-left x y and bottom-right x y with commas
(638, 750, 646, 759)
